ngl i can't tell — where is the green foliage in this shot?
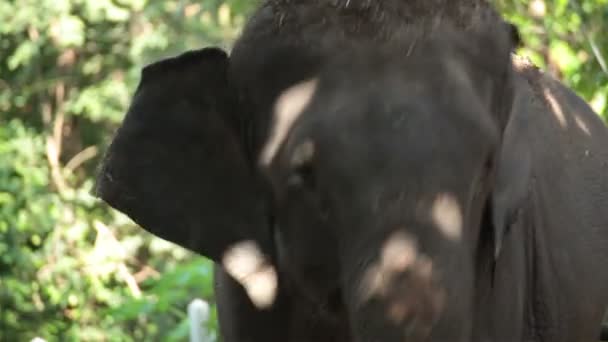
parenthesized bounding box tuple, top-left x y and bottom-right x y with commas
(0, 0, 606, 341)
(494, 0, 608, 120)
(0, 0, 256, 340)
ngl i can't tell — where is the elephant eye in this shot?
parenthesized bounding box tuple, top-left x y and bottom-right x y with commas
(287, 161, 315, 188)
(287, 140, 316, 189)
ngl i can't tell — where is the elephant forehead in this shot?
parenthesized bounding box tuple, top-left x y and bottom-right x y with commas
(260, 78, 319, 166)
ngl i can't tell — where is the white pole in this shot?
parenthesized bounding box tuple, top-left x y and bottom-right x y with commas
(188, 298, 210, 342)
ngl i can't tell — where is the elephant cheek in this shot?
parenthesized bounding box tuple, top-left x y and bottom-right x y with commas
(358, 231, 447, 339)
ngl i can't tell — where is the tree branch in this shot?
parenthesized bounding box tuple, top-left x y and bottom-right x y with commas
(65, 146, 98, 173)
(45, 82, 69, 194)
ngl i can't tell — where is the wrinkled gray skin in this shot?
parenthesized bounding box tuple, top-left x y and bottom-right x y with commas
(96, 0, 608, 341)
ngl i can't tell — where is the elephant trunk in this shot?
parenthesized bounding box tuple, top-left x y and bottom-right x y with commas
(338, 223, 474, 341)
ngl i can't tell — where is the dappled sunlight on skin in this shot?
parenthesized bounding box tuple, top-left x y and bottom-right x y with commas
(222, 241, 278, 309)
(574, 115, 592, 136)
(382, 231, 419, 273)
(541, 84, 598, 139)
(431, 193, 463, 241)
(358, 231, 446, 338)
(544, 87, 567, 128)
(360, 231, 418, 302)
(514, 55, 597, 140)
(260, 78, 319, 166)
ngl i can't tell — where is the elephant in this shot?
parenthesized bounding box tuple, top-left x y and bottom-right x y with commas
(95, 0, 608, 341)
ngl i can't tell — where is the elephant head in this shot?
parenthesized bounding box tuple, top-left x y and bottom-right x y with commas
(96, 17, 527, 341)
(256, 23, 528, 339)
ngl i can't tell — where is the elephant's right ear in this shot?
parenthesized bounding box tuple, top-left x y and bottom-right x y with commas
(96, 48, 275, 293)
(491, 87, 532, 260)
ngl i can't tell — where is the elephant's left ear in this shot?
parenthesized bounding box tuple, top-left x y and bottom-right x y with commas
(95, 47, 275, 273)
(491, 87, 532, 259)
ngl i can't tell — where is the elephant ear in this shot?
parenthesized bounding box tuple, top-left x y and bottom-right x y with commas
(96, 48, 274, 275)
(491, 87, 532, 259)
(448, 18, 530, 259)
